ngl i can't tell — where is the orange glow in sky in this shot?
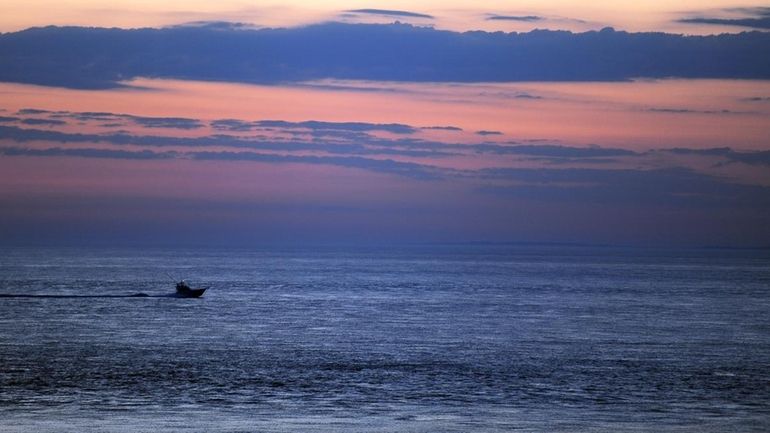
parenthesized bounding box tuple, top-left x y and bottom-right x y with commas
(2, 79, 768, 150)
(1, 0, 769, 33)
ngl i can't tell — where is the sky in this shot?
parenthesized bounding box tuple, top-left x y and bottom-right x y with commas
(2, 1, 770, 33)
(0, 2, 769, 247)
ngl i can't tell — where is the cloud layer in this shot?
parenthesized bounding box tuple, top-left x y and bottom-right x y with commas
(680, 7, 770, 30)
(0, 23, 769, 88)
(2, 108, 770, 212)
(345, 9, 434, 19)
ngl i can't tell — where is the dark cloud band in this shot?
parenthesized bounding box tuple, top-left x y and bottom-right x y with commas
(346, 9, 434, 19)
(1, 23, 768, 89)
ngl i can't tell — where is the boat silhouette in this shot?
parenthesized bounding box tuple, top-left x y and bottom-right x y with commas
(175, 280, 207, 298)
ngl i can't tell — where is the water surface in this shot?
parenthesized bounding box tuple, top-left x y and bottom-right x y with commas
(1, 245, 769, 431)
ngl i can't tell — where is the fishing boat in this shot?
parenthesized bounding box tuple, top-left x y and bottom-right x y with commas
(175, 280, 207, 298)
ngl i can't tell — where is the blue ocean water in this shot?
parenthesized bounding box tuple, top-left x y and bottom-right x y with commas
(0, 245, 769, 432)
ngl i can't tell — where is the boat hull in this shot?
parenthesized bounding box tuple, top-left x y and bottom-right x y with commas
(176, 287, 206, 298)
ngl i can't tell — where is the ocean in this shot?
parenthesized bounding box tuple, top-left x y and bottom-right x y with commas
(0, 245, 769, 432)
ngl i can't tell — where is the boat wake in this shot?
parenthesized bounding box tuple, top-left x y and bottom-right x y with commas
(0, 280, 209, 299)
(0, 293, 169, 298)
